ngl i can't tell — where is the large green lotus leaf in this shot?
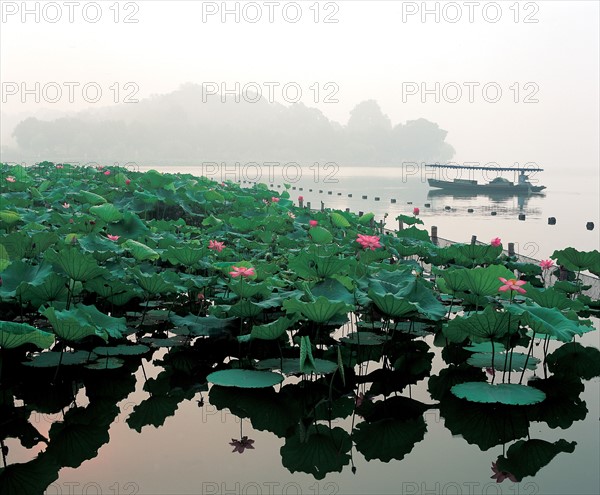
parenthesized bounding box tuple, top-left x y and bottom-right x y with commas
(465, 264, 516, 297)
(142, 169, 174, 188)
(256, 357, 338, 375)
(367, 291, 418, 318)
(74, 304, 127, 339)
(354, 416, 426, 462)
(208, 385, 298, 438)
(330, 211, 351, 228)
(78, 190, 107, 205)
(283, 296, 353, 323)
(280, 426, 352, 480)
(443, 306, 518, 343)
(451, 382, 546, 405)
(89, 203, 123, 222)
(439, 395, 532, 450)
(0, 261, 53, 299)
(428, 366, 487, 401)
(357, 212, 375, 225)
(506, 303, 587, 342)
(0, 456, 60, 495)
(0, 244, 10, 271)
(467, 352, 540, 372)
(29, 231, 60, 257)
(524, 285, 585, 311)
(395, 225, 430, 242)
(92, 344, 150, 356)
(207, 369, 283, 388)
(339, 331, 387, 346)
(0, 321, 55, 349)
(41, 306, 107, 342)
(436, 266, 470, 293)
(228, 280, 271, 299)
(85, 357, 125, 370)
(288, 251, 349, 278)
(131, 268, 176, 295)
(546, 342, 600, 379)
(368, 275, 446, 321)
(395, 213, 424, 226)
(496, 439, 577, 482)
(0, 232, 31, 259)
(0, 210, 22, 226)
(449, 243, 503, 266)
(45, 248, 105, 281)
(311, 278, 354, 304)
(552, 247, 600, 274)
(23, 350, 96, 367)
(228, 216, 259, 233)
(169, 314, 236, 337)
(226, 300, 264, 318)
(122, 239, 160, 261)
(308, 226, 334, 244)
(109, 212, 149, 238)
(78, 234, 123, 255)
(24, 272, 69, 307)
(204, 189, 224, 202)
(251, 316, 293, 340)
(163, 244, 204, 266)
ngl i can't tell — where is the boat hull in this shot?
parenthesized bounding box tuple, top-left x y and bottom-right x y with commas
(427, 178, 546, 193)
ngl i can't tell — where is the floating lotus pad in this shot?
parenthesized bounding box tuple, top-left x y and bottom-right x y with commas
(451, 382, 546, 405)
(207, 369, 284, 388)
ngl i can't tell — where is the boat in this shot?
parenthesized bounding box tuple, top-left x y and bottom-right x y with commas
(427, 170, 546, 194)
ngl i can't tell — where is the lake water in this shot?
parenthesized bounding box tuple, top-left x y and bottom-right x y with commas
(4, 163, 599, 495)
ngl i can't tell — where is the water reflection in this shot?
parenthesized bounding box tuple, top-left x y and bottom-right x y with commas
(426, 189, 544, 212)
(1, 320, 597, 494)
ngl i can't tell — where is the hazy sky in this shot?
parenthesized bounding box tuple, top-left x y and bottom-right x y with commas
(1, 0, 598, 171)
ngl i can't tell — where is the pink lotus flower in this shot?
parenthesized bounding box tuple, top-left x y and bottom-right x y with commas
(208, 240, 225, 252)
(69, 218, 74, 224)
(6, 177, 15, 183)
(229, 436, 255, 454)
(491, 462, 517, 483)
(125, 179, 131, 185)
(229, 266, 255, 278)
(491, 237, 502, 247)
(107, 234, 120, 241)
(298, 196, 304, 201)
(288, 211, 296, 219)
(96, 165, 104, 171)
(540, 259, 554, 270)
(356, 234, 382, 251)
(309, 220, 318, 227)
(271, 197, 279, 203)
(56, 164, 64, 169)
(498, 277, 526, 294)
(197, 293, 205, 301)
(62, 202, 70, 209)
(104, 170, 111, 176)
(413, 207, 420, 215)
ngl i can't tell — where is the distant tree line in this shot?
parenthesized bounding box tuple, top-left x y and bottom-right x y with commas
(11, 84, 455, 165)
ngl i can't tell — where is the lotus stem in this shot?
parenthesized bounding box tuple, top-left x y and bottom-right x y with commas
(520, 332, 536, 384)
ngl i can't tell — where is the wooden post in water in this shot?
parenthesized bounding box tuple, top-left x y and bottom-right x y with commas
(471, 235, 477, 245)
(306, 202, 311, 209)
(431, 226, 438, 245)
(508, 242, 515, 257)
(398, 218, 404, 230)
(321, 201, 325, 212)
(299, 199, 304, 208)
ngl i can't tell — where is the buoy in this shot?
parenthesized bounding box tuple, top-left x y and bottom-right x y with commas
(348, 193, 353, 197)
(424, 203, 430, 208)
(309, 189, 313, 192)
(548, 217, 556, 225)
(299, 187, 303, 191)
(375, 197, 380, 201)
(445, 206, 451, 211)
(337, 192, 342, 196)
(518, 214, 526, 221)
(586, 222, 594, 230)
(328, 191, 332, 195)
(359, 211, 364, 217)
(391, 199, 397, 203)
(319, 190, 323, 193)
(292, 186, 296, 190)
(467, 208, 474, 213)
(407, 201, 413, 205)
(362, 195, 368, 199)
(491, 211, 497, 216)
